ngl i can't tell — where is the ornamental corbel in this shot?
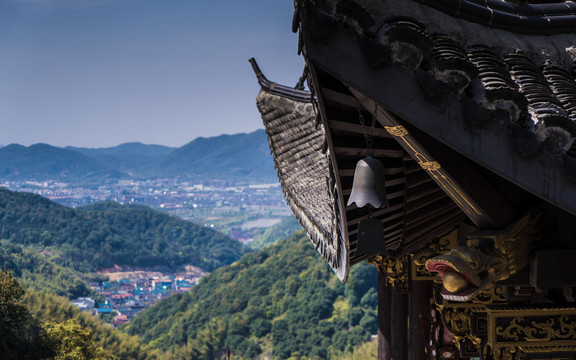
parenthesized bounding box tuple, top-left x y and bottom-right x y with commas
(367, 254, 410, 293)
(425, 213, 541, 302)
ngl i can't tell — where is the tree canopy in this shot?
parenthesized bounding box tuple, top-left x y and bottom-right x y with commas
(0, 189, 249, 272)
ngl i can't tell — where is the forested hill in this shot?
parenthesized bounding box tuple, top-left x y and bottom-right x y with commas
(0, 188, 250, 272)
(122, 232, 378, 360)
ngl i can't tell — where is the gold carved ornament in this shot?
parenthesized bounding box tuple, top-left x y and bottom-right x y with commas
(486, 307, 576, 357)
(367, 254, 409, 292)
(496, 316, 576, 342)
(441, 307, 483, 351)
(424, 213, 541, 303)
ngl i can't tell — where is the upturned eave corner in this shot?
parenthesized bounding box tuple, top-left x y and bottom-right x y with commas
(251, 58, 352, 283)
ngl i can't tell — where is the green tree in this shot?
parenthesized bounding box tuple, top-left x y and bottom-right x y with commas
(42, 319, 115, 360)
(0, 270, 46, 359)
(0, 269, 27, 327)
(250, 318, 272, 337)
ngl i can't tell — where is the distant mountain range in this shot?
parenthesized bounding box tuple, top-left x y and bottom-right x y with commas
(67, 142, 175, 174)
(0, 143, 124, 180)
(0, 130, 276, 182)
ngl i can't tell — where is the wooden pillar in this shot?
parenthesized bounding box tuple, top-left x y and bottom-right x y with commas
(409, 281, 430, 360)
(378, 271, 391, 360)
(391, 291, 409, 360)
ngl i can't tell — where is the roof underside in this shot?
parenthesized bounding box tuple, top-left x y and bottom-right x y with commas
(310, 68, 467, 261)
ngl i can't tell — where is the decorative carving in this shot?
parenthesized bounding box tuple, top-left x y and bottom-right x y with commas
(433, 292, 576, 358)
(426, 213, 541, 302)
(409, 215, 572, 359)
(496, 316, 576, 343)
(367, 254, 409, 293)
(487, 307, 576, 356)
(432, 281, 510, 356)
(472, 286, 508, 305)
(489, 214, 540, 276)
(412, 229, 458, 280)
(441, 306, 483, 354)
(521, 345, 576, 354)
(419, 161, 442, 171)
(434, 286, 508, 356)
(384, 125, 409, 137)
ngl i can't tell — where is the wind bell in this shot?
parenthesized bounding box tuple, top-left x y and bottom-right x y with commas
(347, 156, 389, 209)
(347, 102, 388, 258)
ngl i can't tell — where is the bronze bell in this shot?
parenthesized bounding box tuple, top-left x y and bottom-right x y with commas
(347, 156, 389, 208)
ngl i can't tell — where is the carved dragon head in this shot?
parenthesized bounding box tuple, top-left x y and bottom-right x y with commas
(425, 214, 540, 302)
(425, 245, 499, 301)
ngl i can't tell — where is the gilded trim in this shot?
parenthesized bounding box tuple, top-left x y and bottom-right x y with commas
(384, 125, 409, 137)
(488, 308, 576, 352)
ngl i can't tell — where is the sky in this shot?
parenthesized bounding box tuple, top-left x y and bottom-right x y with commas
(0, 0, 305, 148)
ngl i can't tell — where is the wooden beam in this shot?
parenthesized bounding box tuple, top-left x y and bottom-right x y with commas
(405, 170, 435, 189)
(404, 198, 458, 226)
(329, 119, 393, 139)
(405, 183, 444, 202)
(404, 202, 461, 230)
(408, 123, 518, 229)
(333, 146, 403, 158)
(320, 86, 358, 108)
(347, 210, 404, 236)
(405, 211, 464, 244)
(404, 191, 449, 213)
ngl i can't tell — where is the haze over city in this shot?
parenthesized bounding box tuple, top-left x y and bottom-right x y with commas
(0, 0, 305, 148)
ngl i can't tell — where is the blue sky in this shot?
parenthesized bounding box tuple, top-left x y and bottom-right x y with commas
(0, 0, 304, 148)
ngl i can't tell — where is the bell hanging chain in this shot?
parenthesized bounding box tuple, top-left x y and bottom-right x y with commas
(356, 101, 377, 157)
